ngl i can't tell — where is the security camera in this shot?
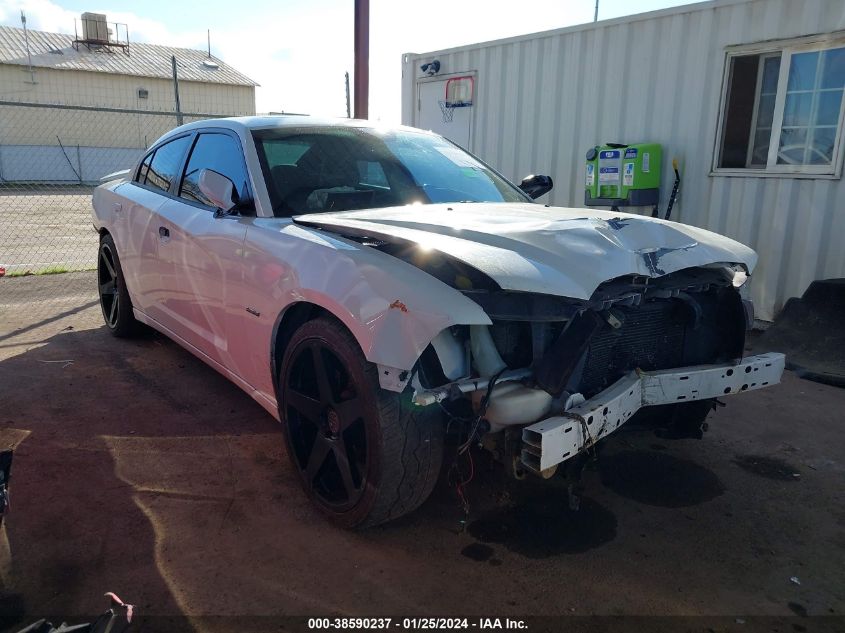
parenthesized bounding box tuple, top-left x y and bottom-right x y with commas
(420, 60, 441, 76)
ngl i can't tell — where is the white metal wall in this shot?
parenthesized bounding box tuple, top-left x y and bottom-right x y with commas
(0, 145, 142, 183)
(401, 0, 845, 321)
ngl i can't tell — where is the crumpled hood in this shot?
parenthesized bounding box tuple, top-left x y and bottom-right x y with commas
(294, 203, 757, 300)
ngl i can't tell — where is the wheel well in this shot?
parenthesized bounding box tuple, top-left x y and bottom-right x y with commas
(270, 302, 331, 395)
(99, 227, 110, 238)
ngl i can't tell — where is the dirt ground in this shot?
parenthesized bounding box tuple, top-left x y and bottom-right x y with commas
(0, 272, 843, 632)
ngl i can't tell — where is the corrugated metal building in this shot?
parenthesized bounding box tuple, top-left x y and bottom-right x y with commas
(0, 22, 257, 183)
(401, 0, 845, 321)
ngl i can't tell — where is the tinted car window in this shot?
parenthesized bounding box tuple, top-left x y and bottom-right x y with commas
(252, 127, 528, 216)
(179, 133, 250, 209)
(136, 151, 154, 183)
(145, 136, 191, 193)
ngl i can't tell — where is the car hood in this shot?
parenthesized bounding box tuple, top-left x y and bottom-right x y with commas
(294, 203, 757, 300)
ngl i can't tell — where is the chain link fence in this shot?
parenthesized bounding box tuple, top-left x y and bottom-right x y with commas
(0, 101, 217, 331)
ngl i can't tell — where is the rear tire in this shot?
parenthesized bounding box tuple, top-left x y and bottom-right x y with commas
(279, 316, 444, 528)
(97, 234, 141, 338)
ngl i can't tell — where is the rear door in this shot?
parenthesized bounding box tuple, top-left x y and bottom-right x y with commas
(120, 135, 192, 320)
(155, 131, 252, 377)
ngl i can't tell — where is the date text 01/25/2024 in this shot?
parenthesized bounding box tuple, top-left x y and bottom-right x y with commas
(307, 618, 528, 630)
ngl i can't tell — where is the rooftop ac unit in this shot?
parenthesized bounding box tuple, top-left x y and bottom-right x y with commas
(81, 12, 109, 43)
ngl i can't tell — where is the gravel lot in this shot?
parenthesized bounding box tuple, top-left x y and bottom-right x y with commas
(0, 272, 843, 632)
(0, 187, 97, 276)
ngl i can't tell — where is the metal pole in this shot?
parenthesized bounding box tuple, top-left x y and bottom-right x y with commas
(171, 55, 184, 126)
(345, 72, 351, 118)
(20, 11, 35, 83)
(207, 29, 211, 58)
(594, 0, 599, 22)
(76, 145, 83, 184)
(353, 0, 369, 119)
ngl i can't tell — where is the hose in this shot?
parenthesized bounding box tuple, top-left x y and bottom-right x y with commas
(664, 158, 680, 221)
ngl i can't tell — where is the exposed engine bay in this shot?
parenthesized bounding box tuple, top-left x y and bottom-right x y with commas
(414, 265, 747, 393)
(407, 263, 757, 477)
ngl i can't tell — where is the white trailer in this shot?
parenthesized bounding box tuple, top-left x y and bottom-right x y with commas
(401, 0, 845, 322)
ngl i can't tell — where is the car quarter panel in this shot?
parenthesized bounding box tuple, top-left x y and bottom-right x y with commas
(236, 219, 492, 405)
(92, 181, 168, 310)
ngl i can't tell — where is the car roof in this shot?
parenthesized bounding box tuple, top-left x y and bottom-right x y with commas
(163, 115, 430, 138)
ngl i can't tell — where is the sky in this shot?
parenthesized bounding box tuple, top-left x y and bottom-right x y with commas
(0, 0, 700, 122)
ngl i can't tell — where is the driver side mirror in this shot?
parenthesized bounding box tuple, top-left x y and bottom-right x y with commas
(519, 174, 554, 200)
(198, 168, 238, 216)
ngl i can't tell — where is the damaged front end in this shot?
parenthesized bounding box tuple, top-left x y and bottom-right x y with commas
(411, 265, 784, 478)
(291, 209, 784, 481)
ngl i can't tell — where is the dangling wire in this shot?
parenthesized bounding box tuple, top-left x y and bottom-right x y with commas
(458, 368, 507, 455)
(447, 368, 507, 516)
(451, 448, 474, 515)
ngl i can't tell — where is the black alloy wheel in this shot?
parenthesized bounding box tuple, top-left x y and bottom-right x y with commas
(284, 337, 369, 511)
(98, 241, 120, 328)
(97, 234, 140, 337)
(279, 317, 444, 528)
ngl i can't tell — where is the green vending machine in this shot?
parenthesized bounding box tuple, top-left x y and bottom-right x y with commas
(585, 143, 662, 208)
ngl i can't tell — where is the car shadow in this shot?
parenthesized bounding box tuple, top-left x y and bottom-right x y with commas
(0, 322, 291, 630)
(1, 318, 500, 626)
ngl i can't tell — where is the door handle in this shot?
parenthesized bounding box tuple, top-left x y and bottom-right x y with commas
(158, 226, 170, 239)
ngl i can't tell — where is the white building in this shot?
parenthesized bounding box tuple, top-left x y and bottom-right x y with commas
(401, 0, 845, 321)
(0, 19, 256, 183)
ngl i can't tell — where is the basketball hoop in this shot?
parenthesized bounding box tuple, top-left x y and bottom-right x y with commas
(437, 76, 474, 123)
(438, 100, 455, 123)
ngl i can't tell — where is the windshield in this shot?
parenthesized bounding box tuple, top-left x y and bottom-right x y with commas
(251, 126, 529, 216)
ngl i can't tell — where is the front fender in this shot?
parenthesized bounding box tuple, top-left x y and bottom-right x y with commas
(247, 220, 491, 377)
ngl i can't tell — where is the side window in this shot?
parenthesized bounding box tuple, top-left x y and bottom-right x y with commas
(179, 133, 250, 209)
(145, 136, 191, 192)
(357, 160, 388, 187)
(136, 151, 154, 183)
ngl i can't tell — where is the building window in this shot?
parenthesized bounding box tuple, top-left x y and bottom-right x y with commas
(716, 38, 845, 175)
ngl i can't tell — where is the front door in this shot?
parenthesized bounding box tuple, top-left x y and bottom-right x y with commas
(154, 131, 253, 378)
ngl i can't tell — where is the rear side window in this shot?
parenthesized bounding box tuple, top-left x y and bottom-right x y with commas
(136, 151, 154, 183)
(144, 136, 191, 192)
(179, 133, 250, 209)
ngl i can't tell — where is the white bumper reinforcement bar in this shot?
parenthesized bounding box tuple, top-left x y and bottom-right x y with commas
(521, 352, 786, 474)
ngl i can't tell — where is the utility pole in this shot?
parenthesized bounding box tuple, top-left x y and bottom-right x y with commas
(353, 0, 369, 119)
(594, 0, 599, 22)
(345, 72, 351, 118)
(171, 55, 183, 125)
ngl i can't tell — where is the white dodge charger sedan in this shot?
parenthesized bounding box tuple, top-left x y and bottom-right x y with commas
(92, 116, 785, 528)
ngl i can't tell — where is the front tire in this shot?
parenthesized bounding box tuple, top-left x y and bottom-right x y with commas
(279, 317, 444, 528)
(97, 234, 141, 338)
